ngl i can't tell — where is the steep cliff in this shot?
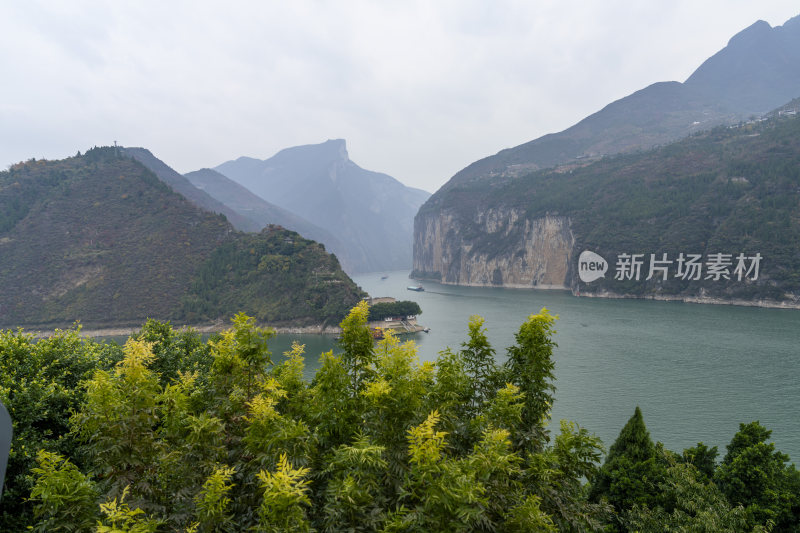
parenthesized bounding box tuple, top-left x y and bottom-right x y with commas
(414, 15, 800, 306)
(413, 208, 574, 288)
(413, 111, 800, 307)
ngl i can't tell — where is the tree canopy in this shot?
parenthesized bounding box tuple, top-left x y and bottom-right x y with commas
(1, 306, 797, 531)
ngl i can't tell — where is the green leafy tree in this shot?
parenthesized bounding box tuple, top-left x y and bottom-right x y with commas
(396, 410, 487, 531)
(71, 338, 163, 509)
(321, 436, 389, 532)
(424, 347, 472, 443)
(8, 307, 676, 531)
(460, 315, 500, 418)
(368, 301, 422, 321)
(27, 450, 99, 533)
(681, 442, 718, 480)
(502, 308, 558, 451)
(363, 330, 434, 481)
(96, 486, 161, 533)
(338, 300, 376, 394)
(625, 461, 765, 532)
(132, 319, 211, 385)
(0, 328, 120, 530)
(714, 421, 800, 530)
(256, 453, 313, 532)
(589, 406, 668, 526)
(192, 465, 237, 532)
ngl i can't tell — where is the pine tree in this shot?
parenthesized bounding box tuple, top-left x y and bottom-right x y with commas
(589, 407, 667, 522)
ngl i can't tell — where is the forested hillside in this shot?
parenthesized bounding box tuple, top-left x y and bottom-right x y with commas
(416, 112, 800, 303)
(0, 148, 231, 327)
(122, 147, 261, 233)
(434, 15, 800, 192)
(0, 148, 364, 328)
(180, 226, 365, 326)
(184, 168, 353, 272)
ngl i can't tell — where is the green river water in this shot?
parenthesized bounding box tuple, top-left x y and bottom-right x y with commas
(269, 270, 800, 461)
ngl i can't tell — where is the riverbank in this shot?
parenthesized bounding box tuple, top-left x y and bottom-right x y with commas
(25, 321, 342, 339)
(411, 276, 800, 310)
(576, 289, 800, 310)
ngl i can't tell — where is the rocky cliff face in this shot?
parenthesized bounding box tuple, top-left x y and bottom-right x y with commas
(413, 208, 574, 288)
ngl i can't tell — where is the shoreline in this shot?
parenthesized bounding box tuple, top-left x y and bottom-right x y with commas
(575, 290, 800, 310)
(25, 322, 343, 340)
(409, 276, 800, 310)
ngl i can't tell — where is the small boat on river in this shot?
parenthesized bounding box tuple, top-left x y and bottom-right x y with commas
(407, 285, 424, 292)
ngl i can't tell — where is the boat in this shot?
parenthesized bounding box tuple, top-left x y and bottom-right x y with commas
(407, 285, 424, 292)
(381, 275, 388, 280)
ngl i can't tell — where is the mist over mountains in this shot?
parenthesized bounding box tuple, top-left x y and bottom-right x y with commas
(124, 141, 427, 275)
(414, 13, 800, 306)
(183, 167, 350, 271)
(213, 139, 430, 274)
(435, 15, 800, 192)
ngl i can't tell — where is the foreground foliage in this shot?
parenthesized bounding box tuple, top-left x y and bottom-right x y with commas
(1, 303, 798, 531)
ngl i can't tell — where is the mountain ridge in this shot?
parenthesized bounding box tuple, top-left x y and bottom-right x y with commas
(0, 147, 365, 328)
(415, 13, 800, 305)
(183, 167, 355, 271)
(214, 139, 430, 273)
(121, 147, 261, 232)
(431, 14, 800, 195)
(414, 110, 800, 306)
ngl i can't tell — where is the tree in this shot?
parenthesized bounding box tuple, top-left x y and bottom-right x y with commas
(368, 301, 422, 321)
(338, 300, 376, 394)
(27, 450, 98, 533)
(11, 307, 641, 531)
(589, 406, 668, 526)
(502, 308, 558, 451)
(681, 442, 718, 480)
(460, 315, 500, 418)
(0, 328, 121, 530)
(625, 461, 762, 532)
(714, 421, 800, 530)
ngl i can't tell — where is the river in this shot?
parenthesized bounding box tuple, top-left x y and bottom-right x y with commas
(269, 270, 800, 462)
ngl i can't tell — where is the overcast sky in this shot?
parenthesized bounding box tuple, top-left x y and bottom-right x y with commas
(1, 1, 798, 193)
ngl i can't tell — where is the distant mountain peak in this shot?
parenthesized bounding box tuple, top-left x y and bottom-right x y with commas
(783, 13, 800, 29)
(726, 19, 772, 47)
(213, 140, 430, 273)
(325, 138, 348, 159)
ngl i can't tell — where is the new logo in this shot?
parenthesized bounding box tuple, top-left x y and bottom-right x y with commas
(578, 250, 607, 283)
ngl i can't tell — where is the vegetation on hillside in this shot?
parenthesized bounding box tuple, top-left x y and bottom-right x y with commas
(0, 148, 231, 327)
(0, 148, 363, 329)
(1, 304, 796, 531)
(420, 113, 800, 301)
(180, 226, 366, 326)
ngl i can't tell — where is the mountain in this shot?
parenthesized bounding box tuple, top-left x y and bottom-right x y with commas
(184, 168, 353, 272)
(413, 14, 800, 306)
(0, 147, 365, 328)
(684, 17, 800, 112)
(413, 109, 800, 306)
(122, 147, 262, 232)
(214, 139, 430, 274)
(437, 15, 800, 192)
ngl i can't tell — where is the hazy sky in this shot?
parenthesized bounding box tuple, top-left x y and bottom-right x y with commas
(1, 1, 798, 193)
